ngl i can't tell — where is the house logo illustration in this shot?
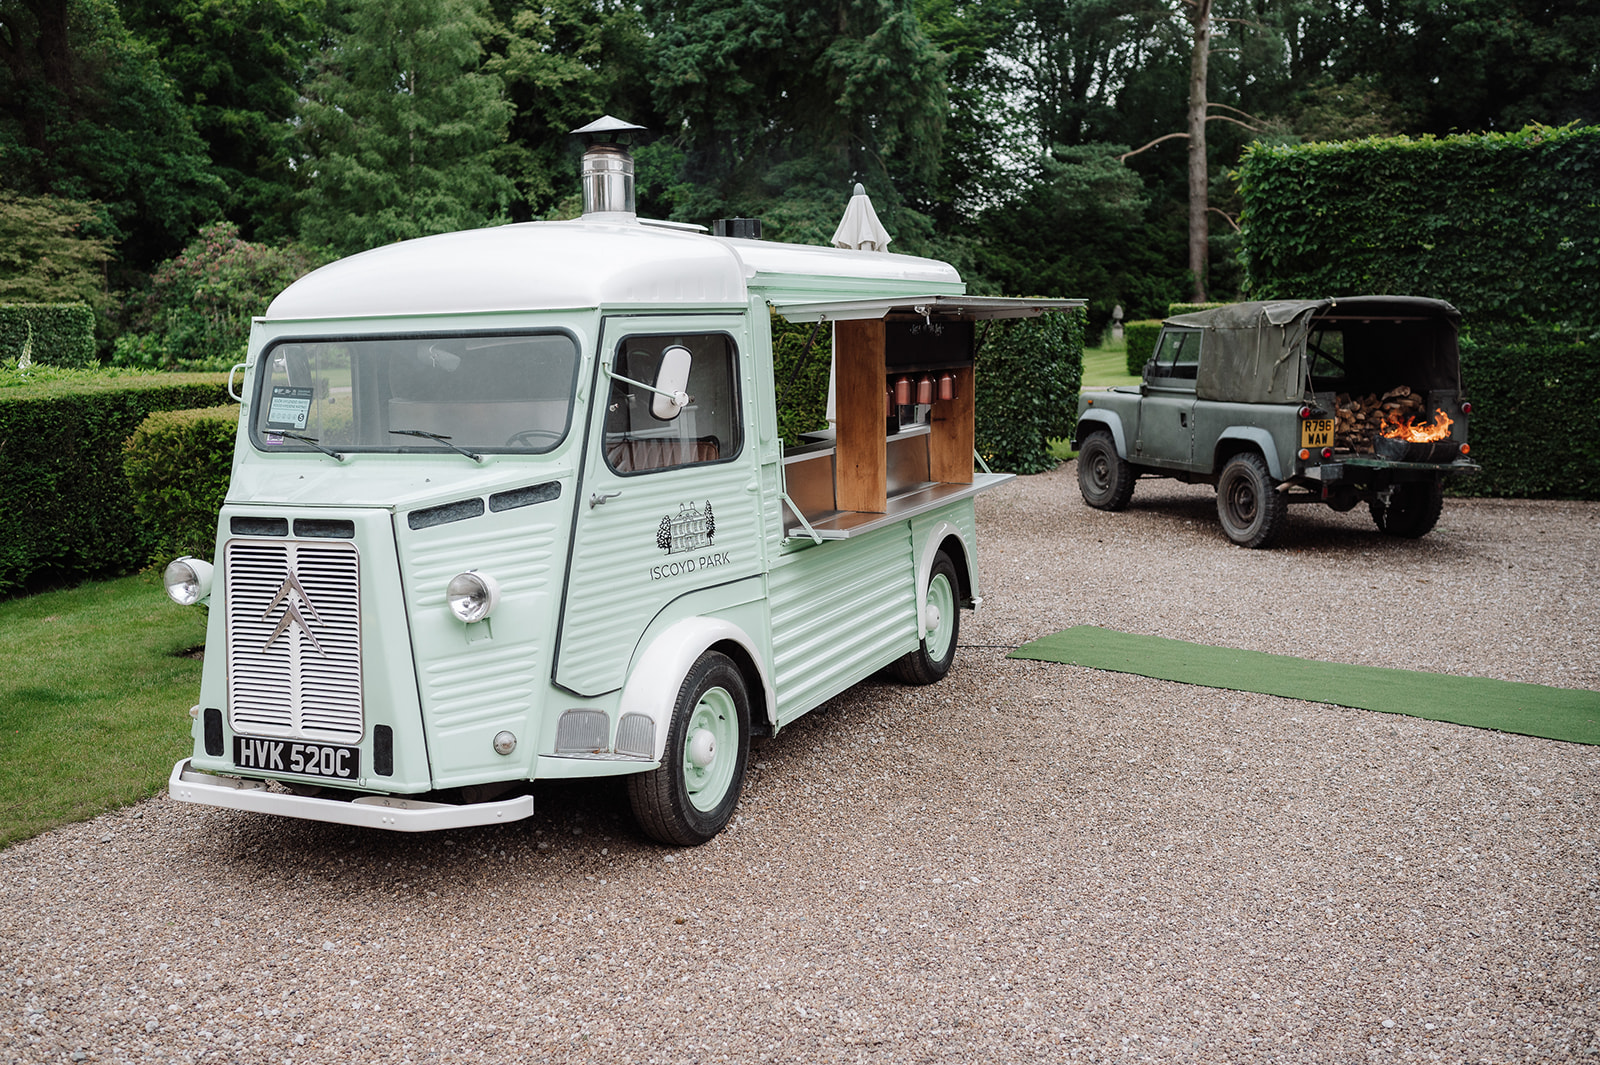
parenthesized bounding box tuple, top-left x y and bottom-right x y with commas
(657, 501, 715, 555)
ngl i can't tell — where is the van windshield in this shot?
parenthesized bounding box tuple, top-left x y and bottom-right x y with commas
(252, 332, 580, 456)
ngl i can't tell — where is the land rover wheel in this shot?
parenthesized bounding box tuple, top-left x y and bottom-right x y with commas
(1370, 481, 1444, 538)
(1077, 430, 1136, 510)
(628, 651, 750, 846)
(1216, 452, 1287, 548)
(890, 551, 961, 685)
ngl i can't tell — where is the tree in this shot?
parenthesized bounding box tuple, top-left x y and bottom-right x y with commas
(0, 193, 114, 306)
(0, 0, 228, 271)
(295, 0, 514, 256)
(484, 0, 657, 221)
(644, 0, 947, 248)
(118, 0, 325, 243)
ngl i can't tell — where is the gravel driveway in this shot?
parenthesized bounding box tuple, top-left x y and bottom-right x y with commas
(3, 467, 1596, 1064)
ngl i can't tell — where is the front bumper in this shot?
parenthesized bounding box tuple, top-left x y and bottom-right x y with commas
(168, 759, 535, 832)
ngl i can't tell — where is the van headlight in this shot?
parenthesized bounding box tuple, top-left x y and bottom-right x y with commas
(446, 571, 500, 623)
(163, 558, 214, 606)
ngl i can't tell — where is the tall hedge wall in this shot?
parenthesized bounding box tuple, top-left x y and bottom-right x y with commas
(0, 304, 96, 368)
(1237, 126, 1600, 326)
(1237, 125, 1600, 498)
(0, 368, 232, 594)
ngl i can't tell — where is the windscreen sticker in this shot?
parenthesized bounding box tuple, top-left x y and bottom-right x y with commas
(265, 386, 314, 430)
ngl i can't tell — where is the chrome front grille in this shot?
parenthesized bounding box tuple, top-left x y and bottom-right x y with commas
(226, 539, 363, 742)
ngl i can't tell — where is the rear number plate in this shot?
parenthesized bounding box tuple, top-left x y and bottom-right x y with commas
(1301, 418, 1335, 448)
(234, 737, 360, 779)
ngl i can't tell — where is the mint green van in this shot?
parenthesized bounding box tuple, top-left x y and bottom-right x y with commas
(165, 129, 1077, 844)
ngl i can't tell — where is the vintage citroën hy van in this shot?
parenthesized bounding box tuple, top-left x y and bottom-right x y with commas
(164, 118, 1079, 844)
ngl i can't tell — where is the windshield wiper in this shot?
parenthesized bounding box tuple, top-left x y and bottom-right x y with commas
(389, 428, 484, 463)
(276, 431, 346, 461)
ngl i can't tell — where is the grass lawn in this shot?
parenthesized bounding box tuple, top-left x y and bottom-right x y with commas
(0, 572, 206, 849)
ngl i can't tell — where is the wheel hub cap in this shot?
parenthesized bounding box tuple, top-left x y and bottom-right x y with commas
(687, 727, 717, 769)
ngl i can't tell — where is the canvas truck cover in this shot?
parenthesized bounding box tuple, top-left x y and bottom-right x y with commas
(1169, 296, 1462, 404)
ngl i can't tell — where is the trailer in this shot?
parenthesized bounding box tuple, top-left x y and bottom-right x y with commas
(165, 119, 1079, 844)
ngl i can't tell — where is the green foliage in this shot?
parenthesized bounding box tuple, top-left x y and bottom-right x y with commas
(113, 222, 324, 370)
(1455, 326, 1600, 500)
(771, 311, 831, 447)
(0, 366, 230, 593)
(1124, 319, 1162, 375)
(0, 0, 229, 271)
(123, 405, 238, 564)
(975, 310, 1085, 474)
(0, 193, 115, 307)
(0, 572, 206, 847)
(645, 0, 946, 248)
(1168, 302, 1227, 316)
(295, 0, 515, 256)
(1236, 126, 1600, 330)
(0, 305, 96, 368)
(484, 0, 657, 222)
(119, 0, 324, 243)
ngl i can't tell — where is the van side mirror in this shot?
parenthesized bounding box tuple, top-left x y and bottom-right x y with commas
(651, 344, 693, 420)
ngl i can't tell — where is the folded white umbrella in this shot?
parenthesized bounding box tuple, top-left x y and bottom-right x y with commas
(831, 183, 892, 252)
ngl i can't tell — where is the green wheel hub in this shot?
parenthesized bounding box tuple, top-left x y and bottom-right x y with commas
(924, 570, 956, 663)
(683, 686, 739, 812)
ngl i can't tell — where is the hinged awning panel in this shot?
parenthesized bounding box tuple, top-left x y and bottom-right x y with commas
(771, 294, 1085, 324)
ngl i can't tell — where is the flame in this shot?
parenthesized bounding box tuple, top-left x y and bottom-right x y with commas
(1381, 408, 1454, 443)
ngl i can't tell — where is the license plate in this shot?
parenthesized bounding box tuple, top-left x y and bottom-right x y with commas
(233, 737, 360, 780)
(1300, 418, 1335, 448)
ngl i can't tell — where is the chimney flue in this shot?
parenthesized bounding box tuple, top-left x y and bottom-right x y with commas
(571, 115, 648, 219)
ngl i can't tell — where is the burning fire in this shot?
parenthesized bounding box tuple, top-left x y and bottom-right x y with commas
(1382, 408, 1454, 443)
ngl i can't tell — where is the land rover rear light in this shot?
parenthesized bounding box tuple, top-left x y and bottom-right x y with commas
(1460, 443, 1471, 455)
(163, 557, 214, 606)
(446, 571, 500, 623)
(1298, 448, 1311, 461)
(1460, 401, 1473, 415)
(1322, 447, 1334, 459)
(1298, 405, 1312, 418)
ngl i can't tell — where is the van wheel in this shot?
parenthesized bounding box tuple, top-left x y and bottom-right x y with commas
(1216, 452, 1287, 548)
(1077, 431, 1135, 510)
(1370, 481, 1444, 538)
(628, 651, 750, 846)
(891, 552, 961, 685)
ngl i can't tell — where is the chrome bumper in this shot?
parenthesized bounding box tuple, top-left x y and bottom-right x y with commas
(167, 759, 536, 832)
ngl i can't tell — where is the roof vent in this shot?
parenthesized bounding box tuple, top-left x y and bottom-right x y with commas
(572, 115, 646, 219)
(713, 218, 763, 240)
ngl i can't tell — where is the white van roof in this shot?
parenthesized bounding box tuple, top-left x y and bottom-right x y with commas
(264, 220, 964, 322)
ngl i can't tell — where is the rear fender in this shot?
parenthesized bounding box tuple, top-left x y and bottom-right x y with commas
(1076, 410, 1129, 458)
(1215, 427, 1284, 480)
(915, 522, 973, 637)
(617, 617, 774, 761)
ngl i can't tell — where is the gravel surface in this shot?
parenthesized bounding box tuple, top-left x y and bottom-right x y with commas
(3, 467, 1597, 1064)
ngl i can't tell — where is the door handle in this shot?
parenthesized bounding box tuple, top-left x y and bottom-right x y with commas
(589, 490, 622, 508)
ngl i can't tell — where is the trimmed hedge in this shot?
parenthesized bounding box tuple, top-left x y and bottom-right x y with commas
(0, 304, 95, 368)
(1237, 126, 1600, 329)
(1456, 327, 1600, 499)
(1167, 302, 1227, 317)
(123, 406, 239, 566)
(772, 310, 831, 447)
(1124, 319, 1162, 375)
(975, 310, 1085, 474)
(0, 367, 232, 594)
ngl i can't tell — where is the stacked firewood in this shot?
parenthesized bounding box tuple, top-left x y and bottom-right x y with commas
(1332, 386, 1427, 452)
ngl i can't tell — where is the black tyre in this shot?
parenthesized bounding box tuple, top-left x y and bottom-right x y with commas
(890, 552, 961, 685)
(1370, 481, 1445, 538)
(1077, 430, 1136, 510)
(628, 651, 750, 846)
(1215, 451, 1288, 548)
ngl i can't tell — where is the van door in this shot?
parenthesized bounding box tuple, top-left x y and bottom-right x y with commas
(554, 315, 763, 696)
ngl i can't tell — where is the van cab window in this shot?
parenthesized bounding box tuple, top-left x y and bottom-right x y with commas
(252, 332, 580, 455)
(604, 333, 741, 473)
(1151, 328, 1200, 380)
